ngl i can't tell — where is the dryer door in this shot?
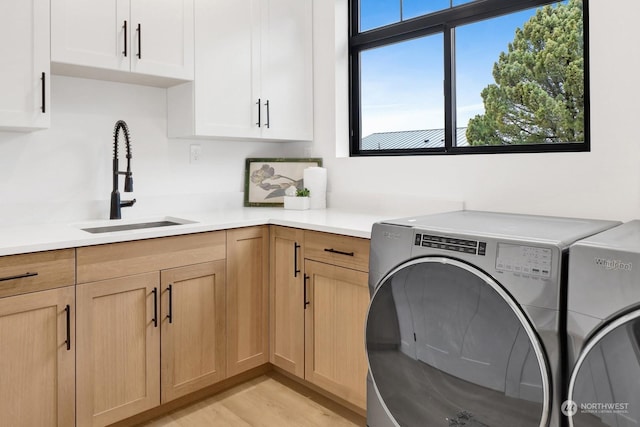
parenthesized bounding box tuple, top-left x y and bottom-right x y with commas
(366, 257, 550, 427)
(568, 310, 640, 427)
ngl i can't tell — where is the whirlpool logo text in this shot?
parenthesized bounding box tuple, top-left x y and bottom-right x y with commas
(594, 258, 633, 271)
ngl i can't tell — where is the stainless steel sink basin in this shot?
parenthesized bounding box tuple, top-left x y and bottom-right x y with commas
(79, 217, 196, 234)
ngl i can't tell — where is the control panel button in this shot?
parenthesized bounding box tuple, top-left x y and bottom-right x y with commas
(478, 242, 487, 256)
(496, 244, 552, 278)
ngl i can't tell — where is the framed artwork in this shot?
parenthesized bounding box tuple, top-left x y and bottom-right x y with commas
(244, 158, 323, 207)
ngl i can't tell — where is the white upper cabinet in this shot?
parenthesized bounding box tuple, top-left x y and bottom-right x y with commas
(0, 0, 50, 131)
(129, 0, 194, 79)
(171, 0, 261, 139)
(168, 0, 313, 141)
(259, 0, 313, 141)
(51, 0, 129, 73)
(51, 0, 194, 85)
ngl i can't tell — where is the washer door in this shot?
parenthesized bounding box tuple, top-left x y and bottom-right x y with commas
(568, 310, 640, 427)
(366, 257, 550, 427)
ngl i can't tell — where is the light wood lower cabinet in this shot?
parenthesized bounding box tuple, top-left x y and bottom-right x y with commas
(160, 260, 226, 403)
(304, 260, 369, 409)
(76, 272, 161, 427)
(75, 229, 272, 424)
(25, 225, 369, 426)
(270, 226, 305, 378)
(76, 261, 228, 425)
(0, 286, 75, 427)
(226, 226, 269, 377)
(269, 226, 370, 411)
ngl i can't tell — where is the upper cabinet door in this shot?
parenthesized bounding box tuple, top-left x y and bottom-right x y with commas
(0, 0, 50, 131)
(51, 0, 129, 72)
(130, 0, 194, 80)
(193, 0, 261, 138)
(260, 0, 313, 141)
(167, 0, 312, 141)
(51, 0, 193, 84)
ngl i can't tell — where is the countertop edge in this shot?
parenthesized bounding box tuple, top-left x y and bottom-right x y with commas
(0, 210, 382, 257)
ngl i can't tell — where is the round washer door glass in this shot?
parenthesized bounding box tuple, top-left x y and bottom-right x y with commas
(366, 258, 550, 427)
(569, 311, 640, 427)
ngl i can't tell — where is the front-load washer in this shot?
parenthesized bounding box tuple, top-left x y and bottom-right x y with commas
(366, 211, 618, 427)
(567, 220, 640, 427)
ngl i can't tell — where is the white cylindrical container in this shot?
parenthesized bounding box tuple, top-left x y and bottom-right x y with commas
(303, 167, 327, 209)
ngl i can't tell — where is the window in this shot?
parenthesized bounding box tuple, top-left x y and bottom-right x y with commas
(349, 0, 589, 156)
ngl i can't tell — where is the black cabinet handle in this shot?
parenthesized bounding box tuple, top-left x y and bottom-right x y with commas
(64, 305, 71, 351)
(152, 287, 158, 327)
(264, 100, 270, 128)
(294, 242, 301, 277)
(136, 23, 142, 59)
(303, 274, 310, 309)
(256, 98, 261, 127)
(167, 284, 173, 324)
(324, 248, 355, 257)
(122, 21, 127, 57)
(0, 272, 38, 282)
(41, 72, 45, 113)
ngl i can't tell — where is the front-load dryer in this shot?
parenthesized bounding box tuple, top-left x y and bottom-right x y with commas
(366, 211, 618, 427)
(567, 220, 640, 427)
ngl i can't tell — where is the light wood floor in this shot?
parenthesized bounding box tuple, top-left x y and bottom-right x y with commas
(140, 374, 366, 427)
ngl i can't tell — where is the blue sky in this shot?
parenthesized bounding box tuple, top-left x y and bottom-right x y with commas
(361, 0, 476, 30)
(359, 2, 542, 137)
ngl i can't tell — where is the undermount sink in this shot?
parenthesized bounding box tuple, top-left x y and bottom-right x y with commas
(79, 217, 196, 234)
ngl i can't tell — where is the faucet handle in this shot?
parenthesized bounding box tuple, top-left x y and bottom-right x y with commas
(121, 198, 136, 208)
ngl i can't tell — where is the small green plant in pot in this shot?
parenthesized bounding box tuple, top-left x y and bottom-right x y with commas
(284, 186, 310, 210)
(296, 188, 310, 197)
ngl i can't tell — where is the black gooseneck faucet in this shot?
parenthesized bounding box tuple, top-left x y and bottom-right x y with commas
(110, 120, 136, 219)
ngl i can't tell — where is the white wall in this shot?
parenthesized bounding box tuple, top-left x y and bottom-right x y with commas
(0, 76, 305, 225)
(312, 0, 640, 222)
(1, 1, 637, 226)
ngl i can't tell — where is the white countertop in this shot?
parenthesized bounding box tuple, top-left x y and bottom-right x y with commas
(0, 208, 396, 257)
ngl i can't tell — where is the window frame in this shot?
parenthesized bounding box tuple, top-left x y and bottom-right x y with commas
(349, 0, 590, 156)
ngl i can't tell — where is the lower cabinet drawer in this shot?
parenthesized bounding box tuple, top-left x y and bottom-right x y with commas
(76, 231, 226, 283)
(0, 249, 75, 298)
(303, 230, 370, 272)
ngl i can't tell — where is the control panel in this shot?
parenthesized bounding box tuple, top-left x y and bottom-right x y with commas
(495, 243, 552, 278)
(414, 233, 486, 256)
